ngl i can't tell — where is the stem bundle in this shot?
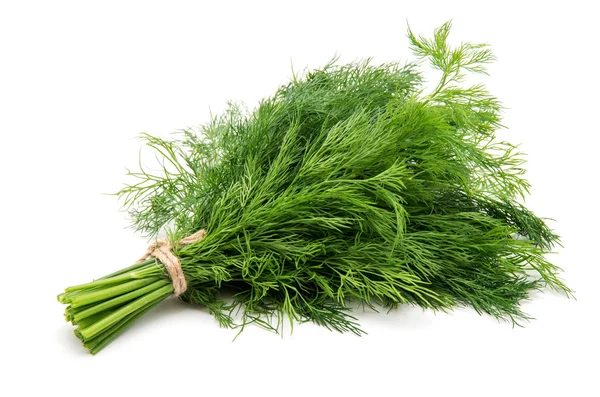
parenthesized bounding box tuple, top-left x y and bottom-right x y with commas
(58, 261, 171, 354)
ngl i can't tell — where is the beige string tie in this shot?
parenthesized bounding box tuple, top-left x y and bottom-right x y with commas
(136, 229, 207, 296)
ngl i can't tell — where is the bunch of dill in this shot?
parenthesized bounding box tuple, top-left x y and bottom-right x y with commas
(58, 22, 570, 353)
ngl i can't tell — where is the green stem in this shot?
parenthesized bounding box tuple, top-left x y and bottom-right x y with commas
(70, 278, 161, 308)
(84, 294, 168, 354)
(99, 259, 154, 279)
(64, 274, 138, 293)
(79, 284, 173, 340)
(63, 261, 161, 295)
(74, 308, 117, 329)
(73, 279, 171, 322)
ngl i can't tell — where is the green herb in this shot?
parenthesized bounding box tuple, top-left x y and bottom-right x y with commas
(58, 21, 571, 354)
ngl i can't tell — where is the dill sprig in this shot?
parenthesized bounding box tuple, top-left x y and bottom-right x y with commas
(58, 21, 571, 354)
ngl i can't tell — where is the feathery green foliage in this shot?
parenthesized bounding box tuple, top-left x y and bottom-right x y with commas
(58, 21, 570, 353)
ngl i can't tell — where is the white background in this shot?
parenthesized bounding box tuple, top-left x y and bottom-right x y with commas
(1, 1, 598, 396)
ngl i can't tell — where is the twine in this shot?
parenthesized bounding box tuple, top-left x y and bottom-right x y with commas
(136, 229, 207, 296)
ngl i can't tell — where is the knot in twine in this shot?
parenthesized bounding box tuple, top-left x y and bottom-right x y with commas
(136, 229, 207, 296)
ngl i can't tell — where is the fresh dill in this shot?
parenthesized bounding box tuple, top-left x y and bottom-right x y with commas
(58, 21, 571, 354)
